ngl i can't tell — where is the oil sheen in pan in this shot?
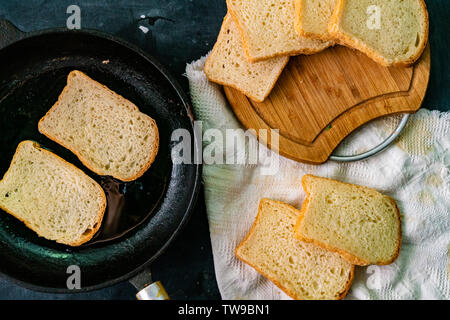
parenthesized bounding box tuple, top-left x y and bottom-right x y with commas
(83, 174, 168, 246)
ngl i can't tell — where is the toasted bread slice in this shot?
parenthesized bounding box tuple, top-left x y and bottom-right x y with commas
(236, 198, 354, 300)
(227, 0, 332, 62)
(204, 14, 289, 102)
(328, 0, 428, 66)
(295, 0, 337, 41)
(38, 70, 159, 182)
(0, 141, 106, 246)
(295, 175, 402, 266)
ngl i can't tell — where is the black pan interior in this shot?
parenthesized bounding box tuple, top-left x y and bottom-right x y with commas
(0, 30, 199, 292)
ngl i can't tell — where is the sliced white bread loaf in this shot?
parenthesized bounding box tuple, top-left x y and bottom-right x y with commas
(236, 198, 354, 300)
(0, 141, 106, 246)
(295, 0, 337, 41)
(38, 70, 159, 182)
(204, 14, 289, 102)
(328, 0, 429, 66)
(227, 0, 332, 62)
(295, 175, 402, 266)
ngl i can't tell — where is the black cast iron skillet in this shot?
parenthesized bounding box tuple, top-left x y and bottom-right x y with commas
(0, 20, 201, 293)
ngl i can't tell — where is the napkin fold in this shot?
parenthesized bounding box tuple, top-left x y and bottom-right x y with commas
(186, 56, 450, 300)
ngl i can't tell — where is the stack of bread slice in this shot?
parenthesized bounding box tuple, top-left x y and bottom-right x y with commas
(204, 14, 290, 103)
(205, 0, 332, 102)
(236, 175, 402, 300)
(205, 0, 428, 101)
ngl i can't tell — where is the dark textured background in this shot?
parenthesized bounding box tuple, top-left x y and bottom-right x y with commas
(0, 0, 448, 300)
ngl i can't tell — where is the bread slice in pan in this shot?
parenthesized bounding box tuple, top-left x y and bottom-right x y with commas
(38, 70, 159, 182)
(226, 0, 332, 62)
(295, 0, 337, 41)
(328, 0, 429, 66)
(0, 141, 106, 246)
(236, 198, 354, 300)
(295, 175, 402, 266)
(204, 14, 289, 102)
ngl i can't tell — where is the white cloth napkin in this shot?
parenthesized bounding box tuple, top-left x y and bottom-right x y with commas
(185, 56, 450, 300)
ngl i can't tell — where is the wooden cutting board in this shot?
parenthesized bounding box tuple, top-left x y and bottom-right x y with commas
(224, 44, 431, 164)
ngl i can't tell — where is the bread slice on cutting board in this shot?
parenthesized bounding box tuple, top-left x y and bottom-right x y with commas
(236, 198, 354, 300)
(0, 141, 106, 246)
(204, 14, 289, 102)
(38, 70, 159, 182)
(328, 0, 429, 66)
(294, 175, 402, 266)
(295, 0, 337, 41)
(226, 0, 332, 62)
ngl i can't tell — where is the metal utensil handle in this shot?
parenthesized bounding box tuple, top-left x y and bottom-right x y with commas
(130, 269, 170, 300)
(136, 281, 170, 300)
(330, 113, 410, 162)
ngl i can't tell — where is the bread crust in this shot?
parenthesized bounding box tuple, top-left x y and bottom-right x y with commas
(0, 141, 106, 246)
(235, 198, 354, 300)
(38, 70, 159, 182)
(328, 0, 429, 67)
(294, 174, 402, 266)
(226, 0, 333, 62)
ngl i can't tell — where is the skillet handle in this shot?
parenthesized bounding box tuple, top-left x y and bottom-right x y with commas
(0, 20, 25, 50)
(129, 269, 170, 300)
(136, 281, 170, 300)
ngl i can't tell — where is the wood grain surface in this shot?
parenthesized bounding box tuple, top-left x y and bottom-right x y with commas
(224, 44, 431, 164)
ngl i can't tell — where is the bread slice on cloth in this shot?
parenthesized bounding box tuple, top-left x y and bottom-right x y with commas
(227, 0, 332, 61)
(295, 175, 402, 266)
(295, 0, 337, 41)
(38, 70, 159, 182)
(204, 14, 289, 102)
(0, 141, 106, 246)
(328, 0, 428, 66)
(236, 198, 354, 300)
